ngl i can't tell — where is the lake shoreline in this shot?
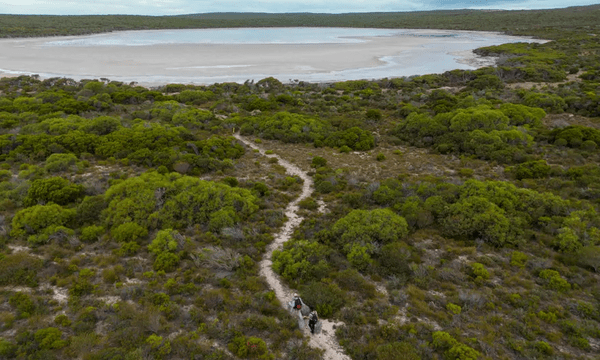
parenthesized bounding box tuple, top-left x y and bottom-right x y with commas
(0, 28, 544, 86)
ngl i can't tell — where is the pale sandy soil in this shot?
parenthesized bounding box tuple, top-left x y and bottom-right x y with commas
(506, 71, 583, 90)
(234, 133, 351, 360)
(0, 29, 541, 85)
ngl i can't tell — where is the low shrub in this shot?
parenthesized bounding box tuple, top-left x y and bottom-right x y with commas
(0, 253, 43, 286)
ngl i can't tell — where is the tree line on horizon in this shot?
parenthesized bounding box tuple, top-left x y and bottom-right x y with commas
(0, 4, 599, 39)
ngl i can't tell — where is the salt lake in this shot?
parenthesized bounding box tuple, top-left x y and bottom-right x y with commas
(0, 28, 545, 85)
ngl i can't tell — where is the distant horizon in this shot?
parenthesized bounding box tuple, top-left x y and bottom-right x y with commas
(1, 0, 599, 16)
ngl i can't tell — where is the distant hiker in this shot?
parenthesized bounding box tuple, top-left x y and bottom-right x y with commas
(308, 310, 319, 334)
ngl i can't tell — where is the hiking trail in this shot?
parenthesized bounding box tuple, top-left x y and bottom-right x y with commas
(234, 134, 351, 360)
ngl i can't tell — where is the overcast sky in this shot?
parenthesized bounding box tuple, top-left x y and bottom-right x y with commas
(1, 0, 598, 15)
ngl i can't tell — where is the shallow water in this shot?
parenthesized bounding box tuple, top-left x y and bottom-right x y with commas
(41, 28, 458, 46)
(0, 28, 545, 85)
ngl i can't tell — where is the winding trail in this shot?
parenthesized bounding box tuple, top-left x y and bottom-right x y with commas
(234, 134, 351, 360)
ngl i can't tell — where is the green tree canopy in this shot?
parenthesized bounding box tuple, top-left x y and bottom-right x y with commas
(331, 208, 409, 247)
(103, 171, 258, 231)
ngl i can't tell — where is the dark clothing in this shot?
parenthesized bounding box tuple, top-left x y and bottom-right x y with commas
(294, 298, 302, 310)
(308, 313, 318, 334)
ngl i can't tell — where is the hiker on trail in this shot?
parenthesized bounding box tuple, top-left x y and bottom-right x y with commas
(291, 293, 303, 313)
(308, 310, 319, 334)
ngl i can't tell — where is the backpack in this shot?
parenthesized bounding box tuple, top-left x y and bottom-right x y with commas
(294, 298, 302, 309)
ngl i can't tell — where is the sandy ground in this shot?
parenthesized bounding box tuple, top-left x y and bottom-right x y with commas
(234, 134, 351, 360)
(0, 29, 542, 85)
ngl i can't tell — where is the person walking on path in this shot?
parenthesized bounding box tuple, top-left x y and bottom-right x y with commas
(308, 310, 319, 334)
(291, 293, 303, 313)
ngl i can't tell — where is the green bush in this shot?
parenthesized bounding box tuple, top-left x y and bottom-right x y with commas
(197, 135, 245, 160)
(272, 240, 332, 284)
(103, 172, 258, 231)
(221, 176, 239, 187)
(44, 153, 78, 173)
(0, 339, 16, 358)
(10, 203, 75, 243)
(581, 140, 597, 151)
(432, 331, 457, 349)
(332, 208, 408, 247)
(240, 112, 326, 144)
(54, 314, 71, 327)
(0, 253, 43, 286)
(116, 241, 141, 256)
(324, 127, 375, 150)
(239, 112, 374, 150)
(172, 108, 213, 128)
(539, 269, 571, 292)
(80, 225, 104, 243)
(76, 195, 106, 225)
(84, 115, 120, 135)
(177, 90, 215, 104)
(366, 109, 383, 120)
(554, 138, 568, 147)
(499, 103, 545, 127)
(316, 181, 335, 194)
(339, 145, 352, 153)
(148, 229, 183, 272)
(148, 229, 180, 255)
(551, 126, 600, 148)
(510, 251, 528, 268)
(111, 222, 148, 243)
(471, 263, 490, 281)
(432, 331, 480, 360)
(441, 196, 512, 246)
(378, 242, 411, 277)
(376, 153, 386, 161)
(311, 156, 327, 168)
(556, 227, 581, 253)
(509, 160, 551, 180)
(522, 92, 566, 113)
(9, 292, 36, 318)
(537, 310, 558, 323)
(347, 243, 372, 270)
(0, 169, 11, 182)
(392, 104, 534, 162)
(34, 327, 67, 350)
(24, 177, 84, 206)
(209, 208, 236, 232)
(298, 197, 319, 210)
(446, 343, 480, 360)
(468, 74, 504, 90)
(253, 182, 270, 197)
(447, 303, 462, 315)
(146, 334, 172, 359)
(301, 281, 346, 318)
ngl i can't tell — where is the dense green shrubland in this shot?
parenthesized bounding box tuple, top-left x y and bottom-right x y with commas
(1, 6, 600, 358)
(239, 112, 375, 150)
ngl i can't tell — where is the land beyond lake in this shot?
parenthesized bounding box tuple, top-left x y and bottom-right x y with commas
(0, 28, 543, 85)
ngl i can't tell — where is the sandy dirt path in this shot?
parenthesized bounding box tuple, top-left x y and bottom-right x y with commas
(234, 134, 351, 360)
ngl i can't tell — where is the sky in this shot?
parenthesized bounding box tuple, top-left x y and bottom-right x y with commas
(0, 0, 599, 15)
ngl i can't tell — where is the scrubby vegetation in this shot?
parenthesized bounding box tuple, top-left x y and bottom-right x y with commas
(1, 4, 600, 360)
